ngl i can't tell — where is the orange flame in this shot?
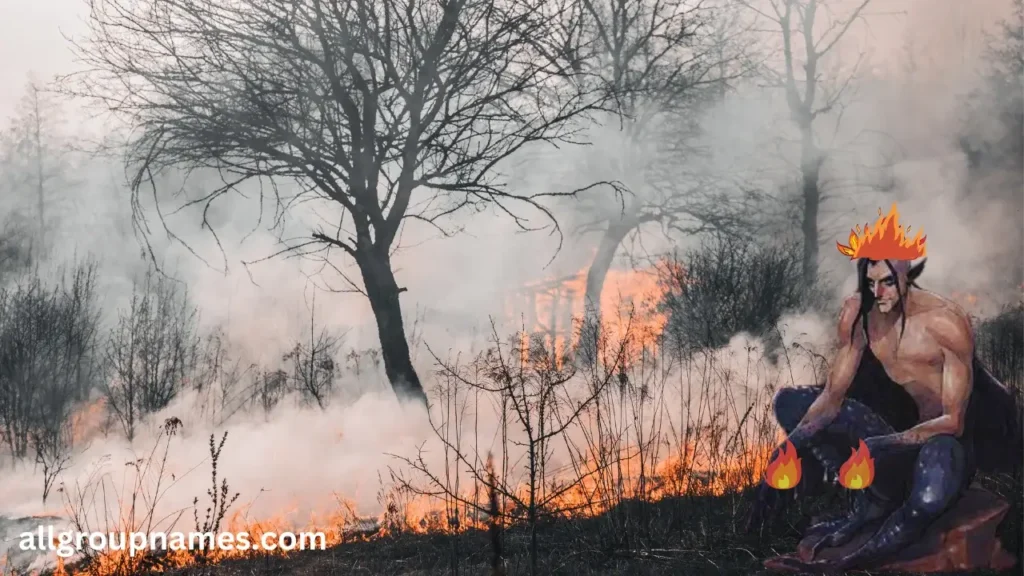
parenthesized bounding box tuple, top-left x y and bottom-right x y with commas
(55, 437, 776, 575)
(508, 264, 670, 367)
(836, 204, 926, 261)
(70, 398, 107, 445)
(764, 440, 801, 490)
(839, 440, 875, 490)
(51, 258, 783, 575)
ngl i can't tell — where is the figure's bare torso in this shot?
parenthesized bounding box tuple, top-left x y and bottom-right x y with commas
(860, 290, 970, 422)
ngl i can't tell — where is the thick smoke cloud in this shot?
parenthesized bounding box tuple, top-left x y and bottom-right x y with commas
(0, 1, 1019, 571)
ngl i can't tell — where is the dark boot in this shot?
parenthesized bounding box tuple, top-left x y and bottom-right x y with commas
(807, 487, 896, 557)
(803, 441, 901, 557)
(831, 435, 971, 570)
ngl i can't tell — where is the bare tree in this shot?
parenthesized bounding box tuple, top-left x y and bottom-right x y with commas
(33, 262, 102, 502)
(67, 0, 613, 406)
(539, 0, 760, 343)
(660, 232, 814, 354)
(393, 324, 622, 575)
(31, 417, 75, 505)
(250, 368, 290, 417)
(742, 0, 872, 283)
(0, 78, 79, 259)
(187, 328, 260, 427)
(0, 220, 33, 283)
(104, 268, 201, 442)
(284, 292, 343, 409)
(0, 261, 101, 466)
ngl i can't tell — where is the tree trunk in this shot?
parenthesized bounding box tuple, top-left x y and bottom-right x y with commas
(357, 246, 428, 406)
(582, 223, 633, 330)
(32, 89, 45, 256)
(578, 222, 632, 364)
(528, 440, 538, 576)
(800, 126, 822, 286)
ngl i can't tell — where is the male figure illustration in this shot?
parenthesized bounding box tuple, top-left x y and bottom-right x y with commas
(746, 207, 1020, 571)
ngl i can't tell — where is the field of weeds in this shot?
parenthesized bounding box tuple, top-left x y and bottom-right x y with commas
(42, 302, 1022, 576)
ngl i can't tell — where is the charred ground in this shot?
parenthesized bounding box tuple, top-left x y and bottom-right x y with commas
(69, 486, 1020, 576)
(45, 299, 1023, 576)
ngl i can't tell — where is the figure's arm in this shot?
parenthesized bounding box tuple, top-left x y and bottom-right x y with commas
(788, 296, 865, 446)
(869, 310, 974, 451)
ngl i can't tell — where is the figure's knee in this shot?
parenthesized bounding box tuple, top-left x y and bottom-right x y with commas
(771, 387, 792, 420)
(920, 434, 966, 470)
(773, 386, 819, 432)
(907, 435, 968, 516)
(832, 398, 896, 437)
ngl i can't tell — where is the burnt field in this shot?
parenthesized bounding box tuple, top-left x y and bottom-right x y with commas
(128, 488, 1022, 576)
(40, 302, 1023, 576)
(1, 2, 1022, 575)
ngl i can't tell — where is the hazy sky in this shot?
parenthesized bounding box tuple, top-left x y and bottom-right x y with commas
(0, 0, 84, 114)
(0, 0, 1016, 117)
(0, 0, 1018, 345)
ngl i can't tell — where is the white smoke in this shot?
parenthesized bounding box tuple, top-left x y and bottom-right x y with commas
(0, 1, 1019, 572)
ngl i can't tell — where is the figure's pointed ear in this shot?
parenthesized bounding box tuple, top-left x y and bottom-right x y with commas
(908, 258, 926, 283)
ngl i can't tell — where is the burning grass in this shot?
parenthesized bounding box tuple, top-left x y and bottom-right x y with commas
(5, 281, 1022, 576)
(113, 305, 1024, 575)
(509, 263, 671, 367)
(27, 307, 815, 576)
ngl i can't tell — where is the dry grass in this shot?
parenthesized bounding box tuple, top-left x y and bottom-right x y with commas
(11, 260, 1020, 576)
(44, 303, 1021, 576)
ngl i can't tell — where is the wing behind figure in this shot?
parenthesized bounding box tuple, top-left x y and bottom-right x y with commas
(968, 360, 1022, 474)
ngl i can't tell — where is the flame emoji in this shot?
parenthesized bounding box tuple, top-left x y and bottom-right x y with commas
(765, 439, 802, 490)
(839, 440, 876, 490)
(836, 204, 926, 261)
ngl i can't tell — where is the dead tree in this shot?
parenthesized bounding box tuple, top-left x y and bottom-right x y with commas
(743, 0, 872, 284)
(67, 0, 612, 406)
(251, 369, 290, 417)
(1, 78, 77, 259)
(284, 291, 343, 409)
(546, 0, 759, 344)
(104, 268, 201, 442)
(33, 263, 102, 503)
(32, 418, 74, 505)
(394, 323, 621, 576)
(187, 328, 259, 427)
(0, 262, 101, 469)
(0, 220, 32, 282)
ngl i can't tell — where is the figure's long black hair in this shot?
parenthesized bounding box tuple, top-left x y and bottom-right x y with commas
(851, 258, 926, 344)
(842, 258, 927, 433)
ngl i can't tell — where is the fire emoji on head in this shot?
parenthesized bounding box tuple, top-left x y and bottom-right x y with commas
(836, 203, 926, 261)
(764, 440, 802, 490)
(839, 440, 876, 490)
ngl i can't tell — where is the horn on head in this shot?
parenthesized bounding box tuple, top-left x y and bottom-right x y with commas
(908, 258, 926, 283)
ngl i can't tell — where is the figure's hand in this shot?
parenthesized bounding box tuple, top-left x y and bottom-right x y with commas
(862, 435, 887, 459)
(861, 433, 918, 460)
(744, 434, 812, 534)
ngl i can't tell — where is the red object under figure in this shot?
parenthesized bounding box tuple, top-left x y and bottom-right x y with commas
(763, 486, 1018, 573)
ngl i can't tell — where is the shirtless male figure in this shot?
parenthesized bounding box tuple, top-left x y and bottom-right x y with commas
(747, 255, 1019, 571)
